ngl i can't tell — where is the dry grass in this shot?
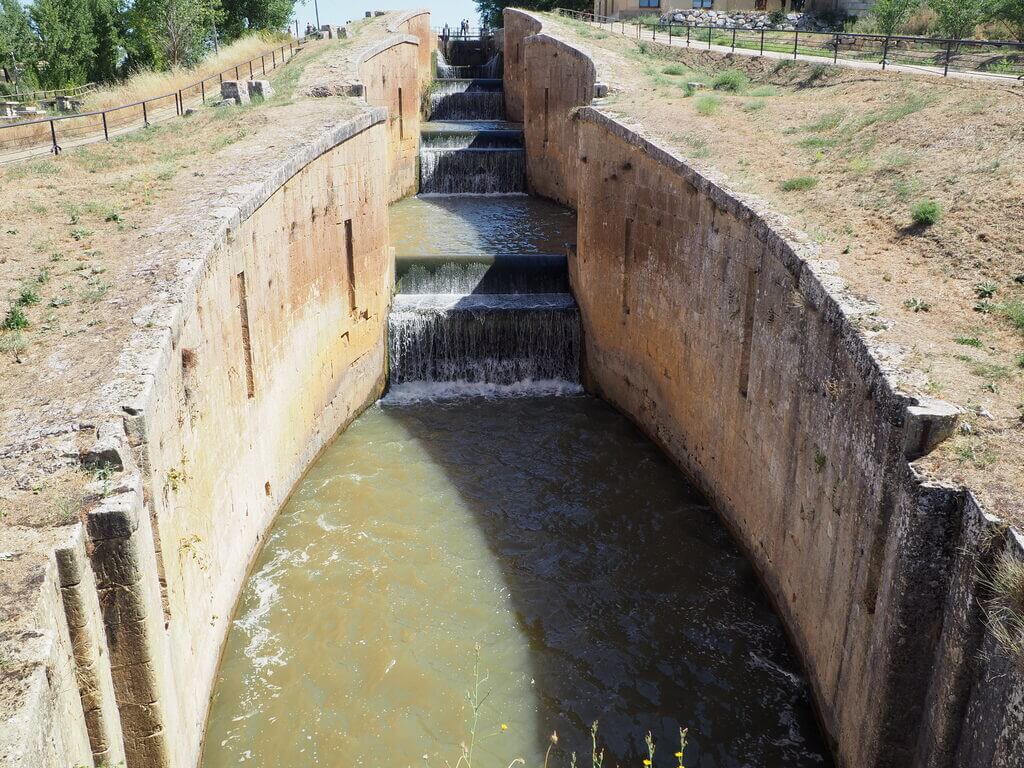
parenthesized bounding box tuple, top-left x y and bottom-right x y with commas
(85, 33, 291, 111)
(984, 551, 1024, 661)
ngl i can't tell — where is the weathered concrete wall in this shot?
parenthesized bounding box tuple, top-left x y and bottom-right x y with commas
(389, 9, 435, 85)
(2, 14, 425, 767)
(503, 11, 541, 123)
(359, 37, 421, 202)
(508, 8, 1024, 767)
(109, 113, 392, 768)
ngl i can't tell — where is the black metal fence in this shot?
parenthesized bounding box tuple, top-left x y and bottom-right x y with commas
(555, 8, 1024, 80)
(0, 36, 313, 162)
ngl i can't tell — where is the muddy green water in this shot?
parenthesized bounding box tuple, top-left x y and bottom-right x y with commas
(202, 397, 831, 768)
(389, 195, 577, 258)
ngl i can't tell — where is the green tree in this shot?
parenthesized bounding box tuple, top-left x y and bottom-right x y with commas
(928, 0, 985, 38)
(220, 0, 293, 40)
(88, 0, 121, 81)
(985, 0, 1024, 39)
(0, 0, 41, 91)
(129, 0, 221, 67)
(870, 0, 920, 35)
(29, 0, 96, 87)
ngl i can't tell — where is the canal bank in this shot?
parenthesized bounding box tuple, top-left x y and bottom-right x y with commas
(2, 10, 1022, 768)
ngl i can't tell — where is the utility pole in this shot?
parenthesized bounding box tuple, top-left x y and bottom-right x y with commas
(312, 0, 320, 31)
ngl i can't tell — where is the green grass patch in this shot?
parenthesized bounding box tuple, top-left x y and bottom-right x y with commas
(803, 110, 845, 132)
(998, 300, 1024, 333)
(911, 199, 942, 227)
(743, 100, 766, 112)
(798, 136, 838, 149)
(954, 336, 984, 348)
(662, 64, 686, 75)
(780, 176, 818, 192)
(712, 69, 749, 92)
(694, 95, 721, 115)
(747, 85, 779, 97)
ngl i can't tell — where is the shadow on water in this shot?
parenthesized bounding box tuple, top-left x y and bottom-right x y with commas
(381, 396, 834, 768)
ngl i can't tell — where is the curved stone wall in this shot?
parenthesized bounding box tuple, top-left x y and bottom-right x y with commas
(1, 16, 427, 768)
(504, 9, 1024, 768)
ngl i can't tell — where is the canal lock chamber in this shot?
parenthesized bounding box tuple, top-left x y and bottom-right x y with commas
(200, 33, 835, 768)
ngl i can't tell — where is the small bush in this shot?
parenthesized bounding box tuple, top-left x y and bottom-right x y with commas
(744, 100, 766, 112)
(17, 284, 40, 307)
(998, 299, 1024, 332)
(747, 85, 779, 97)
(712, 69, 749, 92)
(694, 95, 721, 115)
(780, 176, 819, 191)
(975, 281, 998, 298)
(954, 335, 983, 347)
(3, 306, 29, 330)
(662, 64, 686, 75)
(904, 297, 932, 312)
(911, 199, 942, 226)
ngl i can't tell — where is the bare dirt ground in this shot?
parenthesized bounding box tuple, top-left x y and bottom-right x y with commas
(543, 13, 1024, 527)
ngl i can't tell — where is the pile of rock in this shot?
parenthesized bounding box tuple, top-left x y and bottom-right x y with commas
(659, 10, 839, 32)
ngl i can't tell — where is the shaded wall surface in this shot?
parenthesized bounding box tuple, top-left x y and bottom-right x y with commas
(504, 8, 1024, 768)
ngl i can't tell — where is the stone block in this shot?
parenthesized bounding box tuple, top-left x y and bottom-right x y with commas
(903, 397, 961, 460)
(246, 80, 273, 101)
(220, 80, 250, 105)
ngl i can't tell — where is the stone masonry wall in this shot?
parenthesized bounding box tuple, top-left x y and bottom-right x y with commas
(506, 8, 1024, 768)
(114, 113, 392, 768)
(359, 37, 421, 202)
(390, 9, 435, 85)
(1, 14, 426, 767)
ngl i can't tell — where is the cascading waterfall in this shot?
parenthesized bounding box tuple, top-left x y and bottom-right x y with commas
(420, 123, 525, 194)
(419, 147, 524, 194)
(436, 50, 502, 79)
(427, 80, 506, 121)
(396, 255, 570, 295)
(388, 294, 581, 385)
(391, 31, 579, 395)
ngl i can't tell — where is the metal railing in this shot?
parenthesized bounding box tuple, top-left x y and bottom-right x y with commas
(555, 8, 1024, 80)
(0, 35, 313, 161)
(2, 83, 97, 104)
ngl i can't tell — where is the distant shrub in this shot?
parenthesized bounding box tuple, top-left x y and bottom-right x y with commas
(870, 0, 922, 35)
(780, 176, 819, 191)
(712, 69, 749, 92)
(911, 199, 942, 226)
(694, 95, 721, 115)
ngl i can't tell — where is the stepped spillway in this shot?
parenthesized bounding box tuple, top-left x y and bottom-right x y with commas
(395, 37, 576, 393)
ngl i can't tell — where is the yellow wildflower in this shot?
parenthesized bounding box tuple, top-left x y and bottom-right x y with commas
(643, 761, 652, 766)
(500, 724, 508, 731)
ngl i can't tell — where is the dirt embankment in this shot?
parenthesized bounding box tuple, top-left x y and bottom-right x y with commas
(541, 13, 1024, 527)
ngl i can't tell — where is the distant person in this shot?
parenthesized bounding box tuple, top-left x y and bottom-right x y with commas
(442, 22, 450, 41)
